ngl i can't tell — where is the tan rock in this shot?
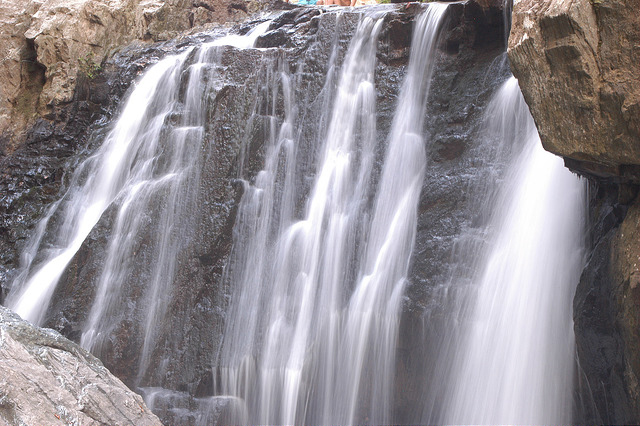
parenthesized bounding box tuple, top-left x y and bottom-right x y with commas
(508, 0, 640, 177)
(0, 0, 45, 153)
(0, 305, 163, 426)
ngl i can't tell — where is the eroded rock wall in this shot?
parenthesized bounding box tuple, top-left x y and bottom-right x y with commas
(508, 0, 640, 179)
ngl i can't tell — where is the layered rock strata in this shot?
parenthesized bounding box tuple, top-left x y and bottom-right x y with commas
(508, 0, 640, 179)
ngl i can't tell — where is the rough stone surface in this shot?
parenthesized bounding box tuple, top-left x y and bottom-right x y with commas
(574, 185, 640, 424)
(0, 0, 46, 156)
(508, 0, 640, 179)
(0, 305, 163, 426)
(612, 195, 640, 420)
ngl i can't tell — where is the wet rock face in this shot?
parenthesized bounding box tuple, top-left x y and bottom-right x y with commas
(0, 37, 171, 312)
(574, 186, 640, 424)
(508, 0, 640, 180)
(399, 2, 510, 422)
(0, 305, 163, 426)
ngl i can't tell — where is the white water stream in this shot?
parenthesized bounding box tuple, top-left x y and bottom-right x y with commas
(441, 77, 586, 424)
(6, 50, 194, 326)
(5, 22, 272, 382)
(217, 5, 448, 424)
(3, 5, 588, 426)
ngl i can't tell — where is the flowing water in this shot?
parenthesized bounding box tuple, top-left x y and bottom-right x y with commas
(425, 77, 586, 424)
(3, 3, 588, 425)
(217, 6, 448, 424)
(5, 21, 272, 380)
(5, 48, 196, 327)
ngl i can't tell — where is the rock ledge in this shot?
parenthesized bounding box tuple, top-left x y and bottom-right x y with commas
(0, 305, 163, 426)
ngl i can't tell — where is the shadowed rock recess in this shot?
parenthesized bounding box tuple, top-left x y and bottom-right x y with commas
(509, 0, 640, 423)
(0, 305, 163, 426)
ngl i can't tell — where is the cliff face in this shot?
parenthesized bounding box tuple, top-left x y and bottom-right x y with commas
(0, 0, 260, 307)
(0, 0, 253, 157)
(0, 305, 163, 426)
(0, 1, 510, 424)
(508, 0, 640, 422)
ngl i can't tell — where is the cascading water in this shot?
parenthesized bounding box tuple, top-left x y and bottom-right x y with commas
(5, 48, 195, 327)
(430, 76, 586, 424)
(5, 21, 272, 380)
(2, 3, 591, 426)
(217, 5, 448, 424)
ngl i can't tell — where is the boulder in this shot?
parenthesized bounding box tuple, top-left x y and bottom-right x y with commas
(0, 305, 163, 426)
(508, 0, 640, 180)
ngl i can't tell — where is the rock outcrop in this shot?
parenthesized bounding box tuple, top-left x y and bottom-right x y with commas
(508, 0, 640, 180)
(0, 0, 253, 157)
(508, 0, 640, 422)
(0, 305, 163, 426)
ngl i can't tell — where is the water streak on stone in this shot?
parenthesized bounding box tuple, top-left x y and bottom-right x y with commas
(5, 22, 272, 384)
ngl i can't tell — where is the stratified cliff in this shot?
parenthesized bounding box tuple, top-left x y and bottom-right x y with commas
(508, 0, 640, 422)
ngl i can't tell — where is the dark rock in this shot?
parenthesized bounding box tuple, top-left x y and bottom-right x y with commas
(573, 183, 640, 423)
(255, 29, 288, 48)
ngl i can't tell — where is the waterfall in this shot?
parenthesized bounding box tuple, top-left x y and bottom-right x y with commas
(2, 3, 590, 426)
(5, 21, 272, 377)
(438, 77, 586, 424)
(5, 49, 195, 327)
(218, 5, 448, 424)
